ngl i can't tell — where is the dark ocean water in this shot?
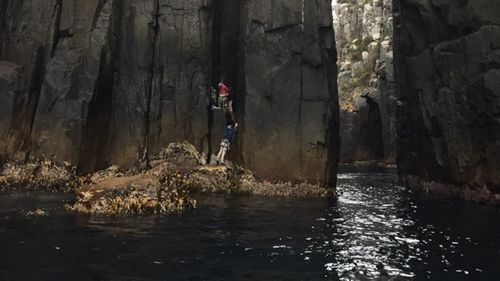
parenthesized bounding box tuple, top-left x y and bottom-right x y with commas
(1, 167, 499, 281)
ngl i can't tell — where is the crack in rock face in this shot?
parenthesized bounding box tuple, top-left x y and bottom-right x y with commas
(0, 0, 339, 188)
(1, 0, 499, 203)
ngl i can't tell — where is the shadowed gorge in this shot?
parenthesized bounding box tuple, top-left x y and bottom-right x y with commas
(2, 0, 500, 280)
(333, 0, 396, 165)
(355, 95, 384, 161)
(0, 0, 499, 198)
(77, 1, 121, 174)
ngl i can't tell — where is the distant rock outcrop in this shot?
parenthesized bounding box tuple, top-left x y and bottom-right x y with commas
(333, 0, 397, 164)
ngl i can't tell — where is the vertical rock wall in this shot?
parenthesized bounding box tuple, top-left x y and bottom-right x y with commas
(240, 0, 339, 184)
(0, 0, 339, 187)
(394, 0, 500, 203)
(333, 0, 397, 163)
(0, 0, 212, 173)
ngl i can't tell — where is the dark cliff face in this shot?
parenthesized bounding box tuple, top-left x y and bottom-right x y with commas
(240, 0, 339, 184)
(0, 0, 339, 187)
(394, 0, 500, 201)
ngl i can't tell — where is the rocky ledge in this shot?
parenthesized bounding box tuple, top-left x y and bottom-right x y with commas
(403, 176, 500, 206)
(0, 160, 80, 192)
(1, 142, 332, 215)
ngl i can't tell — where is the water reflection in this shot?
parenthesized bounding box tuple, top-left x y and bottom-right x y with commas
(315, 172, 418, 280)
(309, 170, 500, 280)
(1, 169, 500, 280)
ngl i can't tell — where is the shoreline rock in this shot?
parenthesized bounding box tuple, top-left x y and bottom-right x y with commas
(403, 175, 500, 206)
(339, 160, 397, 169)
(0, 142, 331, 216)
(156, 164, 331, 198)
(0, 160, 79, 192)
(66, 174, 196, 216)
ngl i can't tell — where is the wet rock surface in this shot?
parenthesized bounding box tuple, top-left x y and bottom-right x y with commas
(0, 142, 330, 215)
(157, 164, 329, 198)
(394, 0, 500, 203)
(66, 174, 196, 216)
(405, 176, 500, 206)
(65, 142, 330, 216)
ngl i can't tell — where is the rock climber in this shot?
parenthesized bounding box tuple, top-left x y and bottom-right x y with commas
(211, 81, 231, 111)
(216, 123, 238, 165)
(212, 81, 237, 124)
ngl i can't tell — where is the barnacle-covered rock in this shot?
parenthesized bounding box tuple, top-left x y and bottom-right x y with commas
(155, 160, 330, 198)
(88, 165, 129, 183)
(66, 175, 196, 216)
(24, 208, 48, 217)
(157, 142, 206, 167)
(0, 160, 78, 192)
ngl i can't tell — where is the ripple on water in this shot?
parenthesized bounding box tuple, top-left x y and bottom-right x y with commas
(1, 170, 500, 281)
(310, 172, 419, 280)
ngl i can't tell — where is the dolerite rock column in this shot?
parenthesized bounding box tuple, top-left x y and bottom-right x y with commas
(0, 0, 339, 189)
(109, 0, 213, 171)
(0, 0, 213, 173)
(394, 0, 500, 203)
(240, 0, 339, 186)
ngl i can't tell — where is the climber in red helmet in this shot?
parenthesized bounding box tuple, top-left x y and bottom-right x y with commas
(218, 82, 230, 97)
(211, 81, 235, 122)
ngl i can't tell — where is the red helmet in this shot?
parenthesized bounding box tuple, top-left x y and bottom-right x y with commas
(219, 82, 230, 97)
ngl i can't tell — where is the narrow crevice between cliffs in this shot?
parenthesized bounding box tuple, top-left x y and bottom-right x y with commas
(319, 26, 340, 190)
(49, 0, 63, 58)
(22, 47, 45, 159)
(208, 0, 243, 163)
(298, 57, 305, 178)
(49, 0, 74, 59)
(139, 0, 161, 170)
(207, 0, 223, 163)
(0, 0, 11, 57)
(356, 95, 385, 161)
(77, 1, 121, 175)
(233, 0, 246, 165)
(6, 46, 46, 161)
